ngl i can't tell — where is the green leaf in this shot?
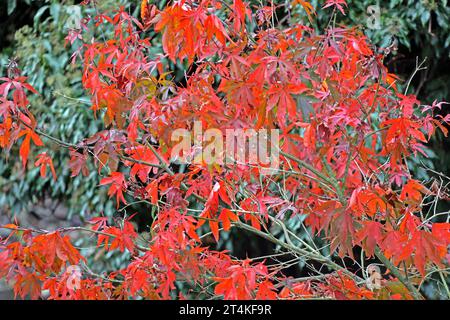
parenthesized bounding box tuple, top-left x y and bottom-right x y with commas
(421, 10, 430, 26)
(7, 0, 17, 15)
(34, 5, 50, 29)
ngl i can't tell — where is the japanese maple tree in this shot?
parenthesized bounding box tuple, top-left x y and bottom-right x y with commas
(1, 0, 450, 300)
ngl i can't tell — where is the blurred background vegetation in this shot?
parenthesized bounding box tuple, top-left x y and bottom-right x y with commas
(0, 0, 449, 298)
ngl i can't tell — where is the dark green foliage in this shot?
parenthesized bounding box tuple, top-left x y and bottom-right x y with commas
(0, 1, 113, 219)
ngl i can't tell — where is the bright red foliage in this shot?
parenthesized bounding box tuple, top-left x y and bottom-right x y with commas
(1, 0, 450, 300)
